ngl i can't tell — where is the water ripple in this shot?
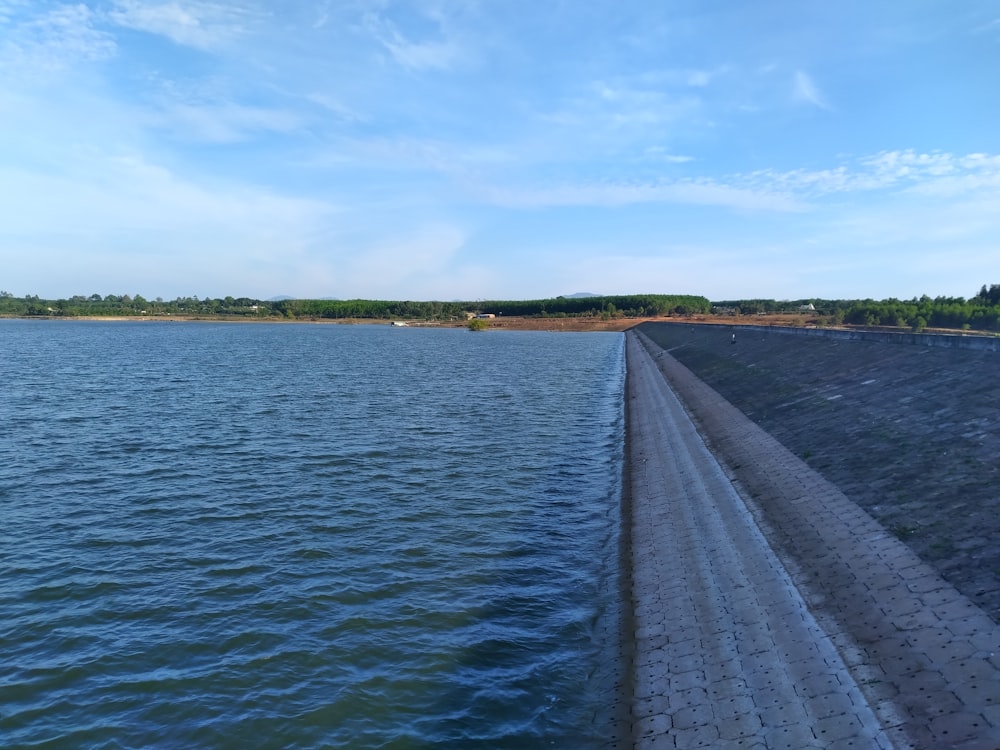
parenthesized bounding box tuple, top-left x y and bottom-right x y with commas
(0, 321, 624, 748)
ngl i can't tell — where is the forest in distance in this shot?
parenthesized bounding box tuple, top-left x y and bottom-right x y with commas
(0, 292, 708, 322)
(2, 285, 1000, 333)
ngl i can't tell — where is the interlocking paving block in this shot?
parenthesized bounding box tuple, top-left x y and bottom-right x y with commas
(707, 657, 743, 681)
(625, 334, 893, 749)
(633, 693, 671, 721)
(950, 738, 1000, 750)
(668, 686, 709, 711)
(755, 722, 822, 749)
(811, 711, 873, 742)
(671, 723, 720, 749)
(716, 713, 762, 741)
(671, 702, 715, 730)
(810, 690, 859, 720)
(713, 693, 755, 722)
(624, 330, 1000, 748)
(633, 712, 672, 738)
(928, 711, 992, 744)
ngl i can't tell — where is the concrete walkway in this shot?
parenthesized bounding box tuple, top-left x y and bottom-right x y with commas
(625, 330, 1000, 749)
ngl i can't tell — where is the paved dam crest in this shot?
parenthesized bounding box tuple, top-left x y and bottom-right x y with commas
(625, 330, 1000, 748)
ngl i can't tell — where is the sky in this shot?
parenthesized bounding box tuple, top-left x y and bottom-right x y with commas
(2, 1, 999, 302)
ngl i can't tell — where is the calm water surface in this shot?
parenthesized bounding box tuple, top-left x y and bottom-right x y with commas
(0, 321, 625, 748)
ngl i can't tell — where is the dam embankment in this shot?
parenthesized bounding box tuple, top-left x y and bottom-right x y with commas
(636, 321, 1000, 623)
(624, 327, 1000, 747)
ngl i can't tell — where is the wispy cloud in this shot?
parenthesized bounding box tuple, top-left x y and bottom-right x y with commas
(1, 2, 996, 301)
(477, 179, 803, 213)
(155, 100, 303, 143)
(793, 70, 831, 110)
(1, 149, 330, 237)
(974, 17, 1000, 36)
(741, 150, 1000, 197)
(363, 10, 463, 71)
(644, 146, 695, 164)
(0, 4, 116, 76)
(0, 1, 23, 25)
(127, 72, 306, 144)
(470, 149, 1000, 217)
(312, 1, 332, 30)
(108, 0, 257, 51)
(0, 149, 334, 295)
(686, 70, 713, 87)
(540, 79, 703, 141)
(307, 93, 367, 123)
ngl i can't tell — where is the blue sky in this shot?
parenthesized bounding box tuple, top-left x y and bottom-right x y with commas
(2, 1, 999, 301)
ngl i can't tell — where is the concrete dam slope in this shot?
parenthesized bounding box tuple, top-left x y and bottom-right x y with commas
(624, 329, 1000, 748)
(636, 321, 1000, 622)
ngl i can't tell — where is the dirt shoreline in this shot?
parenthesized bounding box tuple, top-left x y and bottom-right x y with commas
(0, 314, 649, 330)
(12, 312, 996, 338)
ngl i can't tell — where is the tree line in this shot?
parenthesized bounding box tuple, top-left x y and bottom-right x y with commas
(716, 284, 1000, 333)
(0, 292, 265, 318)
(0, 292, 710, 321)
(6, 286, 999, 331)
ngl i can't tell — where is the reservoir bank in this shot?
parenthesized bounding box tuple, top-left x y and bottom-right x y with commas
(624, 325, 1000, 747)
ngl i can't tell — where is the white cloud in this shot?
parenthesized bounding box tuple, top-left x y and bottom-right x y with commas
(0, 3, 116, 76)
(307, 93, 366, 123)
(0, 1, 23, 24)
(126, 72, 306, 144)
(793, 70, 831, 110)
(312, 1, 331, 30)
(0, 150, 334, 292)
(109, 0, 257, 51)
(302, 135, 514, 181)
(644, 146, 695, 163)
(1, 4, 996, 302)
(477, 179, 803, 213)
(738, 150, 1000, 198)
(155, 100, 303, 143)
(363, 11, 462, 71)
(974, 17, 1000, 36)
(540, 80, 703, 142)
(686, 69, 715, 87)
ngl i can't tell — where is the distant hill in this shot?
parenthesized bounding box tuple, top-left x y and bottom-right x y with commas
(562, 292, 601, 299)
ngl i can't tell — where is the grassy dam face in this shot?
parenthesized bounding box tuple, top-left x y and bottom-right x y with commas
(636, 321, 1000, 623)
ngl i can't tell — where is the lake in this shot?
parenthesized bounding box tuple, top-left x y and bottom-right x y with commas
(0, 320, 626, 748)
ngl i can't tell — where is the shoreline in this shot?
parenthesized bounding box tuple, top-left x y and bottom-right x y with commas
(6, 312, 998, 339)
(0, 314, 653, 331)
